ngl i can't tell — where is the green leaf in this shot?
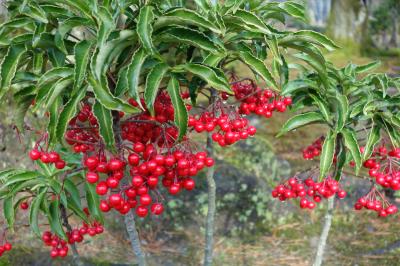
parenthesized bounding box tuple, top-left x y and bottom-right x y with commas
(29, 188, 47, 236)
(55, 17, 93, 53)
(44, 77, 73, 111)
(167, 76, 188, 141)
(157, 8, 221, 34)
(23, 2, 49, 24)
(73, 40, 93, 95)
(3, 196, 15, 231)
(363, 124, 380, 161)
(0, 45, 26, 101)
(355, 61, 381, 74)
(278, 112, 325, 137)
(341, 128, 362, 173)
(85, 183, 103, 223)
(319, 130, 336, 179)
(59, 0, 92, 19)
(63, 179, 81, 210)
(115, 67, 128, 97)
(182, 63, 232, 93)
(3, 171, 42, 187)
(281, 79, 318, 95)
(48, 200, 67, 239)
(127, 47, 148, 106)
(203, 53, 224, 67)
(280, 30, 339, 51)
(88, 74, 139, 114)
(56, 85, 88, 143)
(238, 51, 278, 90)
(48, 98, 62, 147)
(309, 93, 331, 122)
(157, 27, 224, 54)
(137, 6, 155, 53)
(96, 7, 115, 47)
(333, 94, 349, 132)
(233, 9, 271, 34)
(278, 1, 306, 21)
(92, 101, 115, 150)
(144, 63, 169, 115)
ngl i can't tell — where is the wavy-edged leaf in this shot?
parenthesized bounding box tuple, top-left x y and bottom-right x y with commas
(333, 94, 349, 132)
(183, 63, 231, 93)
(157, 8, 221, 34)
(23, 2, 48, 24)
(55, 17, 93, 53)
(278, 112, 325, 137)
(167, 76, 188, 141)
(203, 53, 224, 67)
(355, 61, 381, 74)
(127, 47, 148, 105)
(144, 62, 169, 115)
(238, 51, 277, 90)
(96, 7, 115, 47)
(0, 169, 26, 183)
(280, 30, 339, 51)
(319, 130, 336, 179)
(157, 27, 224, 54)
(73, 40, 93, 95)
(233, 9, 270, 34)
(44, 77, 73, 111)
(341, 128, 362, 173)
(0, 45, 26, 101)
(92, 101, 115, 150)
(88, 74, 139, 114)
(29, 188, 47, 236)
(309, 93, 331, 122)
(48, 200, 67, 239)
(281, 79, 318, 95)
(56, 85, 87, 142)
(115, 67, 128, 97)
(137, 6, 155, 53)
(3, 171, 42, 187)
(85, 183, 103, 223)
(58, 0, 92, 19)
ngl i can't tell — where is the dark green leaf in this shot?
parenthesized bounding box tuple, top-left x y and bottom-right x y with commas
(319, 130, 336, 179)
(29, 188, 47, 236)
(167, 76, 188, 141)
(0, 45, 26, 101)
(182, 63, 231, 93)
(92, 101, 115, 150)
(144, 62, 169, 115)
(137, 6, 155, 53)
(341, 128, 362, 173)
(278, 112, 325, 137)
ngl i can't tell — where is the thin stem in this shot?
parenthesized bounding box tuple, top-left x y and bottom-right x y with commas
(60, 205, 84, 266)
(313, 196, 334, 266)
(313, 134, 343, 266)
(203, 89, 217, 266)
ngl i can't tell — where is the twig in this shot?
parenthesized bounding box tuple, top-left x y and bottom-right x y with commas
(203, 89, 217, 266)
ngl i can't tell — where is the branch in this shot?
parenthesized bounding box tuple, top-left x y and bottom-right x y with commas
(203, 89, 217, 266)
(60, 204, 84, 266)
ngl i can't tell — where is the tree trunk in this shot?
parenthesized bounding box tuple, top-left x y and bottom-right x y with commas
(326, 0, 371, 52)
(313, 196, 334, 266)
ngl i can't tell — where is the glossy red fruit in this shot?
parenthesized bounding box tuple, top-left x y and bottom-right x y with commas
(20, 201, 29, 210)
(86, 172, 99, 184)
(55, 160, 66, 169)
(151, 203, 164, 215)
(85, 156, 99, 170)
(29, 149, 41, 160)
(136, 205, 148, 217)
(183, 178, 195, 191)
(128, 153, 140, 166)
(140, 194, 152, 206)
(108, 158, 124, 171)
(96, 182, 108, 195)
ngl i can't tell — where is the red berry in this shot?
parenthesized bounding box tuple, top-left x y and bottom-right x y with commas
(86, 172, 99, 184)
(29, 149, 41, 160)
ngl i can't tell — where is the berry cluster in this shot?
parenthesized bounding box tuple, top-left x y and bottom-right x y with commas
(230, 81, 292, 117)
(363, 144, 400, 190)
(189, 108, 256, 147)
(0, 242, 12, 257)
(272, 176, 346, 209)
(302, 137, 324, 160)
(63, 93, 214, 218)
(354, 186, 398, 217)
(42, 209, 103, 258)
(28, 135, 66, 169)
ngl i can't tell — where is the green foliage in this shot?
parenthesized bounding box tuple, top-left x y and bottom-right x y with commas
(279, 60, 400, 179)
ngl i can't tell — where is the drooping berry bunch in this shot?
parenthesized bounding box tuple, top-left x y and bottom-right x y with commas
(28, 134, 66, 169)
(363, 144, 400, 190)
(62, 92, 214, 218)
(230, 80, 292, 117)
(42, 208, 103, 258)
(302, 137, 324, 160)
(272, 175, 347, 209)
(189, 102, 256, 147)
(354, 185, 398, 217)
